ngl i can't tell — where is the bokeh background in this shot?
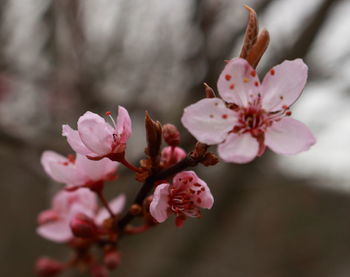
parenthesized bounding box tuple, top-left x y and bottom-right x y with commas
(1, 0, 350, 276)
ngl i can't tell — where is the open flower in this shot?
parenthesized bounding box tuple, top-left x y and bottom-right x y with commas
(150, 171, 213, 227)
(37, 189, 97, 243)
(181, 58, 316, 163)
(62, 106, 132, 160)
(41, 151, 118, 188)
(37, 189, 125, 243)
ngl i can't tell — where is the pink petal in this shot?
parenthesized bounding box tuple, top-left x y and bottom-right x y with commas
(75, 154, 118, 182)
(181, 98, 237, 145)
(217, 58, 260, 107)
(48, 161, 87, 186)
(265, 117, 316, 155)
(62, 125, 94, 156)
(261, 59, 308, 111)
(41, 151, 86, 185)
(116, 106, 132, 143)
(41, 151, 67, 180)
(218, 132, 259, 163)
(95, 194, 126, 225)
(173, 171, 214, 209)
(77, 112, 115, 156)
(150, 183, 170, 223)
(37, 219, 72, 243)
(192, 179, 214, 209)
(52, 189, 97, 215)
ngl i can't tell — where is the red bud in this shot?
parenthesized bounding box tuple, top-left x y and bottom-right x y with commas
(90, 265, 109, 277)
(70, 213, 97, 239)
(35, 257, 63, 277)
(162, 124, 180, 146)
(104, 251, 121, 270)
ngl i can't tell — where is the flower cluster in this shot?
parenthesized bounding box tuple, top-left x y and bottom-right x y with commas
(35, 6, 315, 277)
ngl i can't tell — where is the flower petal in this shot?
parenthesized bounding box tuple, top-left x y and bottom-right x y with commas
(52, 189, 97, 215)
(172, 171, 214, 209)
(218, 132, 259, 163)
(75, 154, 118, 182)
(261, 59, 308, 111)
(77, 112, 115, 156)
(48, 161, 87, 186)
(181, 98, 237, 145)
(95, 194, 126, 225)
(41, 151, 67, 180)
(116, 106, 132, 143)
(150, 183, 170, 223)
(265, 117, 316, 155)
(37, 219, 72, 243)
(62, 125, 94, 156)
(217, 58, 260, 107)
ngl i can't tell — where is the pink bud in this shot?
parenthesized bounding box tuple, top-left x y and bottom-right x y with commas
(70, 213, 97, 238)
(104, 251, 121, 270)
(162, 124, 180, 146)
(35, 257, 63, 277)
(90, 265, 109, 277)
(161, 146, 186, 167)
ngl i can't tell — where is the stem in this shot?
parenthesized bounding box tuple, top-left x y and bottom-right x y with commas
(119, 156, 142, 173)
(97, 192, 115, 219)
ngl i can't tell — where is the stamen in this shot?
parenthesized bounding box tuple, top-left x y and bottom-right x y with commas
(105, 111, 116, 128)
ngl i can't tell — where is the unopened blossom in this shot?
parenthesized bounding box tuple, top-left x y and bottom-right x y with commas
(35, 257, 64, 277)
(150, 171, 213, 227)
(41, 151, 118, 189)
(160, 146, 186, 167)
(181, 58, 316, 163)
(37, 189, 125, 243)
(62, 106, 132, 160)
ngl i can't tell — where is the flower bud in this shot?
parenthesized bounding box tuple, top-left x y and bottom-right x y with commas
(161, 146, 186, 167)
(104, 250, 121, 270)
(162, 124, 180, 146)
(35, 257, 63, 277)
(90, 265, 109, 277)
(70, 213, 97, 239)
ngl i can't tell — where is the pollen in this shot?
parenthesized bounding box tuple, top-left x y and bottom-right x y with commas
(254, 81, 259, 87)
(229, 83, 235, 90)
(250, 70, 256, 77)
(243, 78, 250, 83)
(270, 69, 275, 76)
(225, 74, 232, 81)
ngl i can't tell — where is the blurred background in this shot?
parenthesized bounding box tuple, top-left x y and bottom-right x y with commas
(1, 0, 350, 276)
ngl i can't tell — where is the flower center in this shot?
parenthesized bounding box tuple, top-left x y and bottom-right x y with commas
(232, 101, 291, 137)
(168, 188, 201, 218)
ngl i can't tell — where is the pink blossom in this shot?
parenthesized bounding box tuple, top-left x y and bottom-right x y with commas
(161, 146, 186, 167)
(37, 189, 97, 243)
(181, 58, 316, 163)
(37, 190, 125, 243)
(149, 171, 213, 227)
(41, 151, 118, 188)
(62, 106, 132, 159)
